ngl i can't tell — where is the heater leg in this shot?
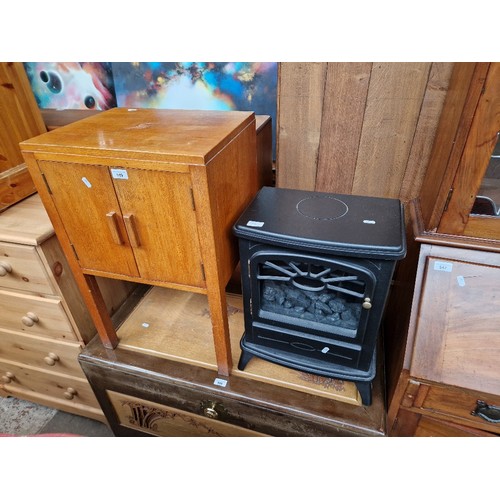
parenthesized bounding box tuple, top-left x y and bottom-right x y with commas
(355, 381, 372, 406)
(238, 350, 253, 371)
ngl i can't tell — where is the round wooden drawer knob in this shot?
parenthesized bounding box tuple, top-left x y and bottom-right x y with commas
(0, 261, 13, 276)
(1, 372, 15, 384)
(44, 352, 60, 366)
(63, 387, 77, 400)
(22, 312, 39, 327)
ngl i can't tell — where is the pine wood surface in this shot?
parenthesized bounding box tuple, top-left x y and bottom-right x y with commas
(0, 289, 77, 341)
(0, 194, 53, 245)
(0, 357, 102, 415)
(0, 328, 84, 377)
(0, 241, 56, 295)
(116, 286, 362, 406)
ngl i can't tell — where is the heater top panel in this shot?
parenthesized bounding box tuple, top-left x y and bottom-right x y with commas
(234, 187, 406, 259)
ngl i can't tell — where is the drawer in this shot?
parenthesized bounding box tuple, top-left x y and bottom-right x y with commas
(407, 380, 500, 435)
(0, 241, 55, 295)
(0, 289, 77, 341)
(0, 328, 84, 378)
(107, 390, 266, 437)
(0, 358, 100, 409)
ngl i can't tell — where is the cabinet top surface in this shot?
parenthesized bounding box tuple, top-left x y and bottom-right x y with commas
(20, 108, 255, 164)
(0, 194, 54, 245)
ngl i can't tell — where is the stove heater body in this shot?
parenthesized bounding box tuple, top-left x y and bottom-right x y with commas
(233, 187, 406, 405)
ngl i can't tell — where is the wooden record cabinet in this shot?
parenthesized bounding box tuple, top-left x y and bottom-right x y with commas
(20, 108, 259, 376)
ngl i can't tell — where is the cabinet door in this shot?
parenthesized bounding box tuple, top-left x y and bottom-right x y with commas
(38, 161, 139, 277)
(111, 168, 205, 287)
(410, 256, 500, 395)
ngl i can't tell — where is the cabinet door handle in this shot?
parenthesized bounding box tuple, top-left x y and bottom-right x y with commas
(471, 400, 500, 424)
(106, 211, 123, 245)
(123, 214, 141, 248)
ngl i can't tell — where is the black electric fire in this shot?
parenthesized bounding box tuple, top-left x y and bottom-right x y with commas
(233, 187, 406, 405)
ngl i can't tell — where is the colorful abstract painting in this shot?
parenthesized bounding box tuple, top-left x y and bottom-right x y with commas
(23, 62, 116, 110)
(111, 62, 278, 156)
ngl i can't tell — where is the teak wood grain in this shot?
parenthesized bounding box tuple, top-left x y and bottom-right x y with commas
(20, 109, 259, 376)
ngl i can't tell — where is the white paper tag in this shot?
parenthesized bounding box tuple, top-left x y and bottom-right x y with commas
(111, 168, 129, 180)
(434, 261, 453, 272)
(213, 378, 228, 387)
(457, 276, 466, 287)
(247, 220, 264, 227)
(81, 177, 92, 188)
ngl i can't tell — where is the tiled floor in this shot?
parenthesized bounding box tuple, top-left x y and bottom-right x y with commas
(0, 396, 114, 436)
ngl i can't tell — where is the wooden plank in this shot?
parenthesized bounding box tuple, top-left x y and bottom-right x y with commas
(315, 62, 372, 194)
(117, 287, 362, 406)
(352, 63, 431, 198)
(276, 62, 327, 190)
(399, 62, 454, 202)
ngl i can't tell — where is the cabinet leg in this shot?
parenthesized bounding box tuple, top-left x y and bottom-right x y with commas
(84, 275, 119, 349)
(206, 285, 233, 377)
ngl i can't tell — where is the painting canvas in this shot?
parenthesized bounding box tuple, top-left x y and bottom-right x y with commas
(23, 62, 117, 110)
(111, 62, 278, 156)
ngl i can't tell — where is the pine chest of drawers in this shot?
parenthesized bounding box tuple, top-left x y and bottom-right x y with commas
(0, 194, 131, 422)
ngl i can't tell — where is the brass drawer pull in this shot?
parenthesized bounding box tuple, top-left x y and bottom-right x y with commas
(0, 261, 13, 276)
(44, 352, 60, 366)
(471, 400, 500, 424)
(1, 371, 15, 384)
(22, 312, 39, 327)
(200, 401, 227, 420)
